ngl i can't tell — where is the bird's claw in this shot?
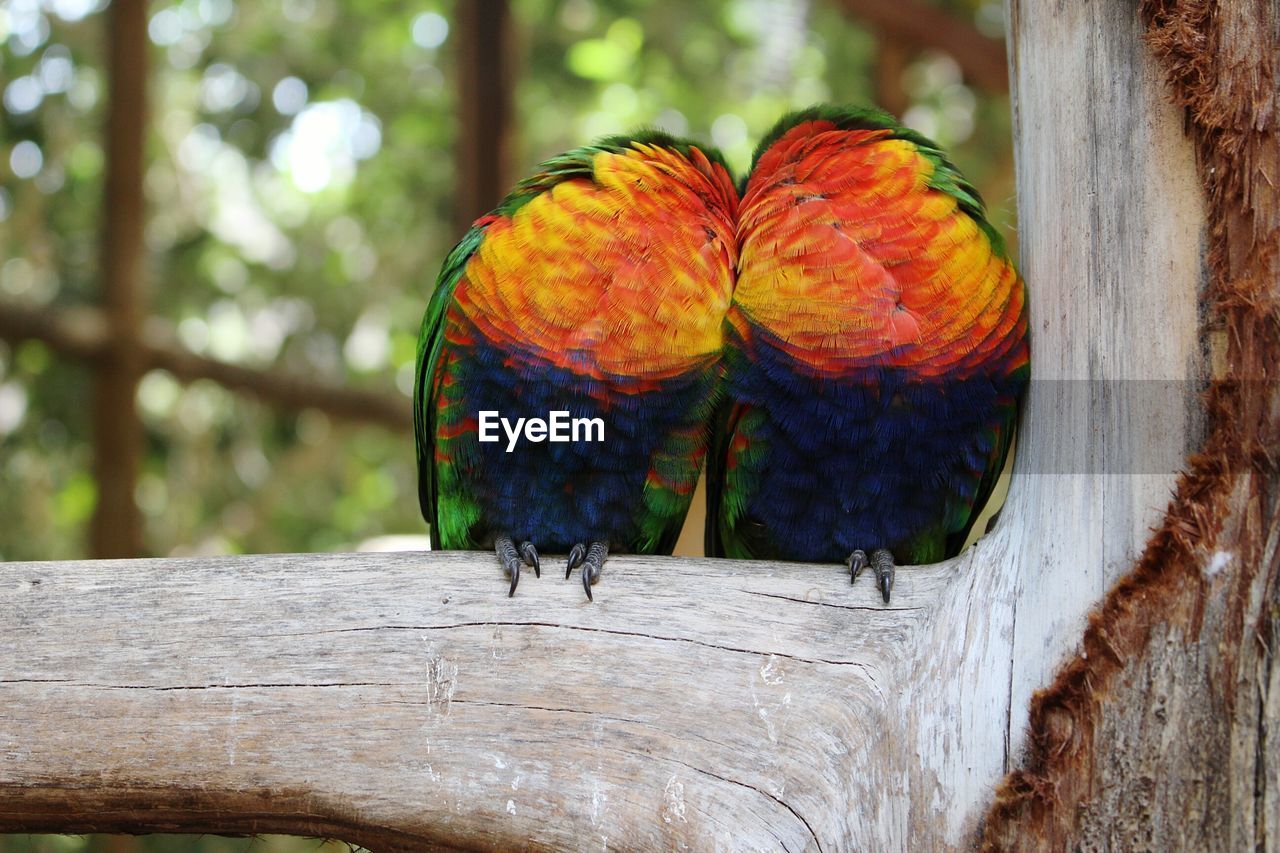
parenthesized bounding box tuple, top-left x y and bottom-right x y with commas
(519, 541, 541, 578)
(847, 547, 895, 603)
(566, 543, 586, 577)
(496, 537, 540, 597)
(847, 549, 867, 585)
(566, 541, 608, 601)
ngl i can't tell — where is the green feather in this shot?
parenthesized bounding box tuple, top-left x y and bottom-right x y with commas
(496, 130, 734, 217)
(413, 225, 485, 547)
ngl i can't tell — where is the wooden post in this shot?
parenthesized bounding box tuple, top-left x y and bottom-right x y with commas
(873, 35, 911, 118)
(453, 0, 514, 235)
(89, 0, 148, 558)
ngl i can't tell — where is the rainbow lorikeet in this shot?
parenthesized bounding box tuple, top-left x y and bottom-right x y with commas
(707, 106, 1029, 602)
(415, 134, 738, 598)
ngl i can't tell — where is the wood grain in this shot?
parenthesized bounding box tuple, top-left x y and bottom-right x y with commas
(1002, 0, 1208, 747)
(2, 550, 966, 850)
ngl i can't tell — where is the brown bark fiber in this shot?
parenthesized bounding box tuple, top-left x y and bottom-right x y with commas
(983, 0, 1279, 848)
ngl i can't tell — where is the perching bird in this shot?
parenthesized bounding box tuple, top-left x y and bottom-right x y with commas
(707, 105, 1029, 602)
(415, 133, 739, 599)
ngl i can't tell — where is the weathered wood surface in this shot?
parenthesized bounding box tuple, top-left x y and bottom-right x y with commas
(1001, 0, 1208, 762)
(3, 550, 969, 850)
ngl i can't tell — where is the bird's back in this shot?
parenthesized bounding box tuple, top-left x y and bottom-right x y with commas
(418, 136, 740, 555)
(710, 107, 1029, 563)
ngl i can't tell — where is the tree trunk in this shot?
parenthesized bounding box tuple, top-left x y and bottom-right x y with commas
(984, 0, 1279, 848)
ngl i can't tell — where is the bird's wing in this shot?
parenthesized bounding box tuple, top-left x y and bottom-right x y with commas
(414, 225, 486, 549)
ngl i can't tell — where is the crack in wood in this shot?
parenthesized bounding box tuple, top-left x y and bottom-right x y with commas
(269, 619, 887, 668)
(0, 681, 411, 691)
(743, 589, 928, 613)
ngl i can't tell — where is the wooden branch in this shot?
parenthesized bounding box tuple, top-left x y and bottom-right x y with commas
(0, 301, 109, 361)
(0, 299, 411, 432)
(141, 320, 412, 432)
(0, 550, 969, 850)
(91, 0, 148, 558)
(832, 0, 1009, 93)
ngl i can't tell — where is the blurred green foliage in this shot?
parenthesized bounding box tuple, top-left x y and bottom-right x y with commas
(1, 0, 1010, 847)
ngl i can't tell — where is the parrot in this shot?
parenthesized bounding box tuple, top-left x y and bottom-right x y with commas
(414, 133, 739, 599)
(706, 105, 1029, 602)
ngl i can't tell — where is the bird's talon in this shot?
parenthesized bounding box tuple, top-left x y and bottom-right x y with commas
(519, 541, 540, 578)
(847, 549, 868, 585)
(566, 543, 586, 577)
(495, 536, 524, 597)
(871, 548, 895, 604)
(847, 548, 894, 603)
(567, 541, 609, 602)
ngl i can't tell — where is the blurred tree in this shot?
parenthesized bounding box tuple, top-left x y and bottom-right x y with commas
(0, 0, 1013, 847)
